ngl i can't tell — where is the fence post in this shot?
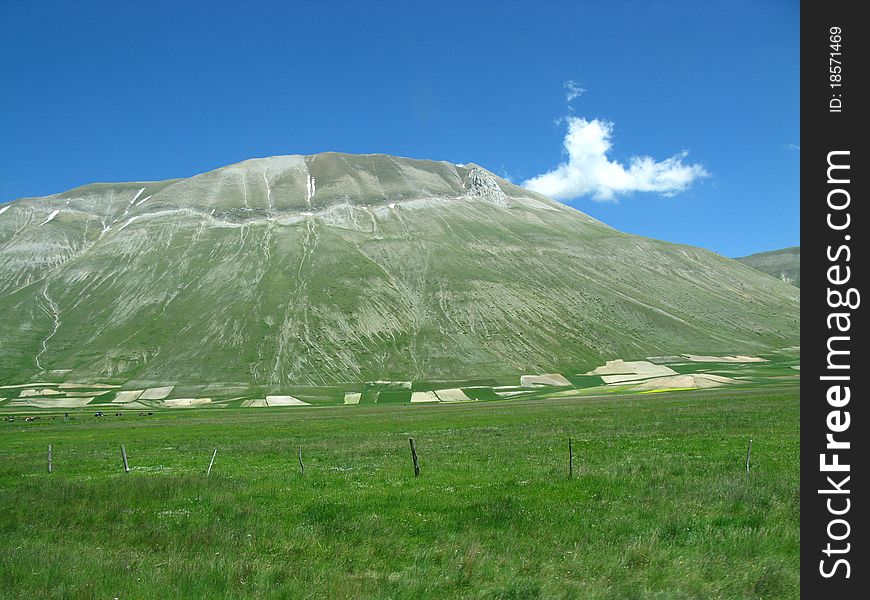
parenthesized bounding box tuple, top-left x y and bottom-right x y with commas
(298, 446, 305, 477)
(745, 439, 752, 478)
(121, 445, 130, 473)
(409, 438, 420, 478)
(207, 448, 218, 477)
(48, 444, 52, 474)
(568, 438, 573, 478)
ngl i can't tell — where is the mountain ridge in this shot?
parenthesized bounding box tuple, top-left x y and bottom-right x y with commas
(0, 153, 799, 387)
(736, 246, 800, 287)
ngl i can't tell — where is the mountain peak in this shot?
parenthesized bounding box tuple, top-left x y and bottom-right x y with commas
(5, 152, 584, 228)
(0, 152, 798, 387)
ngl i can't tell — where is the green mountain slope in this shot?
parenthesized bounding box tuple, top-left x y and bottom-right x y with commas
(0, 153, 799, 387)
(736, 246, 800, 287)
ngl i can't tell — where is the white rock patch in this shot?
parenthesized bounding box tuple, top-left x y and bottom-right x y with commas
(369, 380, 412, 390)
(39, 209, 60, 225)
(134, 194, 152, 208)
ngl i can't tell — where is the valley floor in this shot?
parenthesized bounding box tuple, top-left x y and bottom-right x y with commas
(0, 386, 799, 599)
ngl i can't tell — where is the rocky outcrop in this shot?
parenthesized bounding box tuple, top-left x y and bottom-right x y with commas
(462, 166, 510, 207)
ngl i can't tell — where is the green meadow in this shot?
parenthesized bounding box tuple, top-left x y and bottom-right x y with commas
(0, 386, 799, 599)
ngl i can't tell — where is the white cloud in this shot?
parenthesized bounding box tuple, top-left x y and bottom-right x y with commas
(523, 116, 709, 201)
(783, 143, 800, 151)
(564, 80, 586, 102)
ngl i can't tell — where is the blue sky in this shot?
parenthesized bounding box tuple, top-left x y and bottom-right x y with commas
(0, 0, 798, 256)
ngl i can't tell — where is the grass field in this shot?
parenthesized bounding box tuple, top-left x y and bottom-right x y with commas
(0, 386, 799, 599)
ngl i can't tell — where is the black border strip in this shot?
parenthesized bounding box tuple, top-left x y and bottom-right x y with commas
(801, 1, 866, 595)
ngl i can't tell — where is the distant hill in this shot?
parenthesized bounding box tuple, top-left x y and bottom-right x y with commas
(0, 153, 799, 387)
(736, 246, 800, 287)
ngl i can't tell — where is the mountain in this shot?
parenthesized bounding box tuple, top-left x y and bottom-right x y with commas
(736, 246, 800, 287)
(0, 153, 799, 389)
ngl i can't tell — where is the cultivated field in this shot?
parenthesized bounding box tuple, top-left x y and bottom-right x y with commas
(0, 386, 799, 599)
(0, 351, 800, 410)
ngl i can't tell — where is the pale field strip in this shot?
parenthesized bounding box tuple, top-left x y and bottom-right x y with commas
(343, 392, 361, 405)
(682, 355, 767, 363)
(632, 374, 736, 391)
(647, 356, 688, 364)
(433, 388, 471, 402)
(264, 395, 309, 407)
(8, 397, 94, 408)
(697, 374, 737, 384)
(586, 359, 676, 377)
(369, 380, 412, 390)
(139, 386, 174, 400)
(238, 396, 310, 408)
(19, 388, 64, 397)
(0, 383, 58, 389)
(601, 369, 679, 384)
(1, 382, 120, 390)
(601, 373, 674, 384)
(112, 390, 144, 403)
(411, 391, 440, 403)
(59, 383, 120, 389)
(520, 374, 572, 387)
(162, 398, 212, 407)
(114, 400, 150, 410)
